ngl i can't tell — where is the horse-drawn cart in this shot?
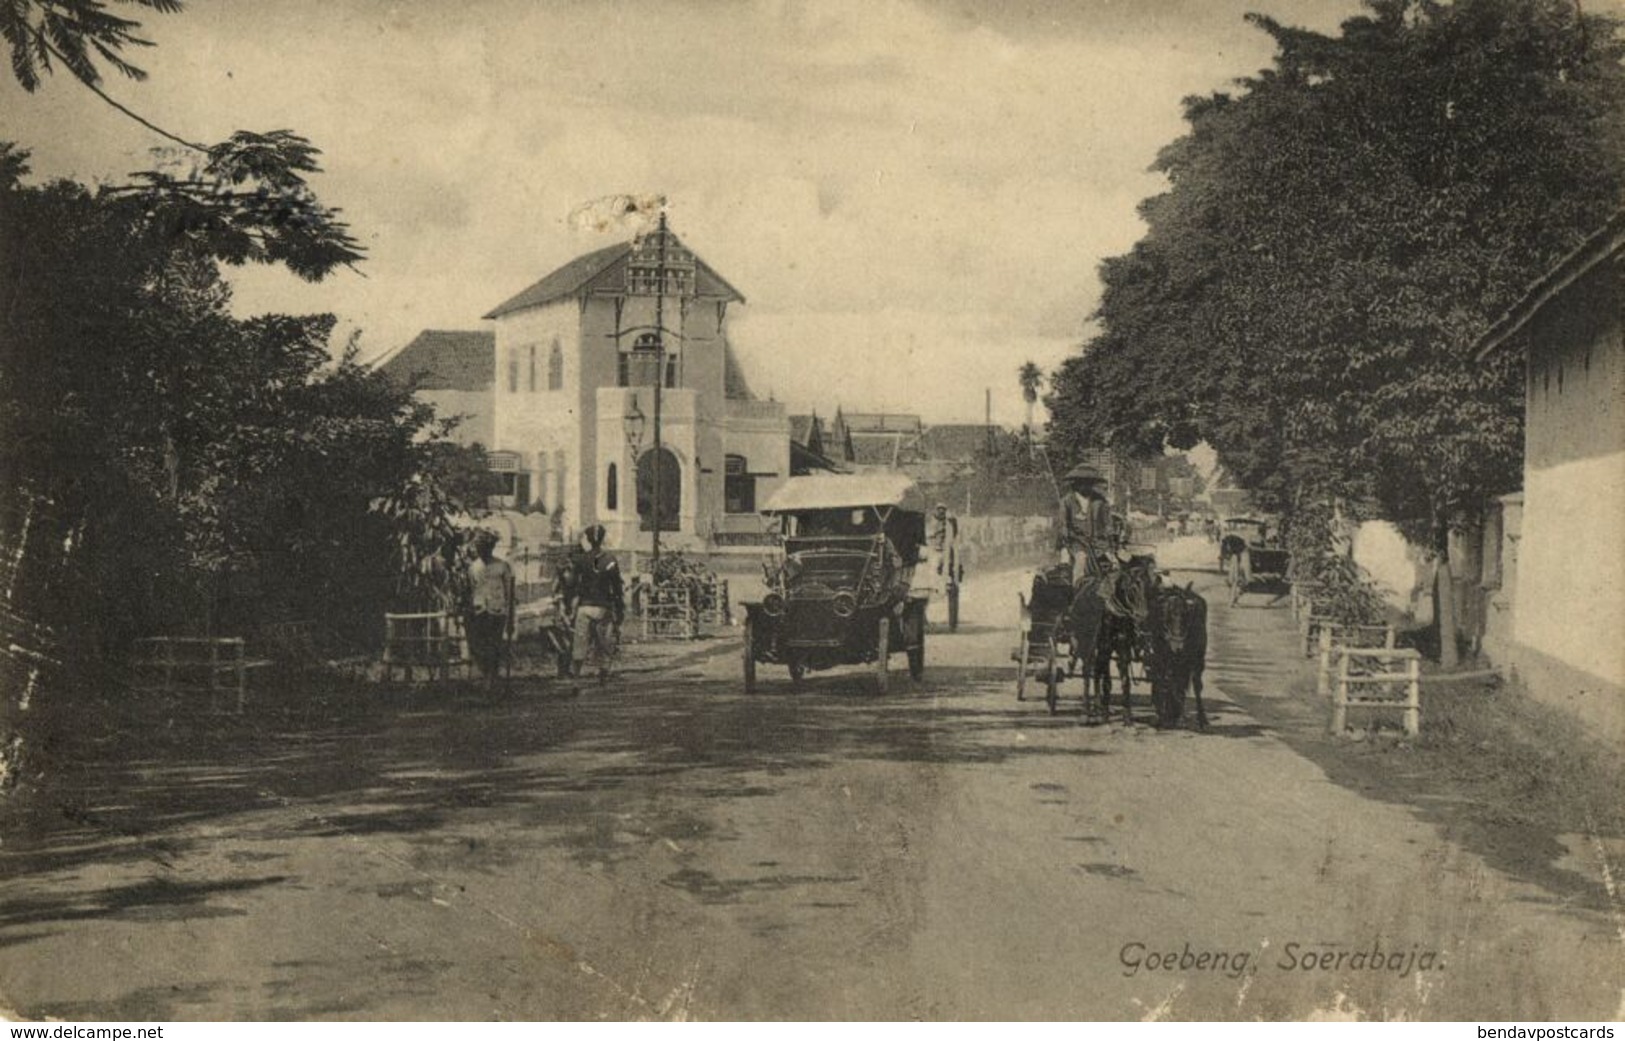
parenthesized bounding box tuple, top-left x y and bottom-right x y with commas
(1013, 564, 1074, 714)
(1219, 517, 1291, 605)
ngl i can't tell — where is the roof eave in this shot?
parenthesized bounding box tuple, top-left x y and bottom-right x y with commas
(1474, 210, 1625, 362)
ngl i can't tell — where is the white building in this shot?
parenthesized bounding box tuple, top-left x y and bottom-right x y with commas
(1474, 211, 1625, 745)
(479, 224, 790, 550)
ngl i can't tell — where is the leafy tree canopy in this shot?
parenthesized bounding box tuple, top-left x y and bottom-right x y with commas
(1048, 0, 1625, 548)
(2, 0, 363, 279)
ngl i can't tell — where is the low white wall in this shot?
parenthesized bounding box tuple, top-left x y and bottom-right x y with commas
(1351, 521, 1431, 620)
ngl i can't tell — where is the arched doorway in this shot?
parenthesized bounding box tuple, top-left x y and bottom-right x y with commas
(637, 448, 680, 532)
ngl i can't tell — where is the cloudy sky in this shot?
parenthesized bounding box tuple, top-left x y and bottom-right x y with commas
(1, 0, 1492, 424)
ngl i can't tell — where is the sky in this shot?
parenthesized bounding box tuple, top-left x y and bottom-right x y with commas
(0, 0, 1523, 425)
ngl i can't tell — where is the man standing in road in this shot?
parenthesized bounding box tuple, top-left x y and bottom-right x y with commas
(1056, 465, 1114, 585)
(560, 524, 626, 682)
(465, 529, 516, 688)
(925, 502, 962, 627)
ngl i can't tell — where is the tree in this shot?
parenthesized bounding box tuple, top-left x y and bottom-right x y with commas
(2, 0, 362, 279)
(1048, 0, 1625, 663)
(1017, 361, 1044, 442)
(0, 163, 455, 659)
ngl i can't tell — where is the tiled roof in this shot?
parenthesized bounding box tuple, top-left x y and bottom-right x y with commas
(723, 338, 755, 401)
(789, 414, 818, 446)
(377, 330, 494, 391)
(843, 412, 923, 435)
(850, 432, 921, 467)
(791, 440, 847, 475)
(482, 233, 745, 320)
(919, 424, 993, 462)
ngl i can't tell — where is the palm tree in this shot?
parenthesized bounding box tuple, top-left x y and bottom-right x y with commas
(1017, 361, 1044, 442)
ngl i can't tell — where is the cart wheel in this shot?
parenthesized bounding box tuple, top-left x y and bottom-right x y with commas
(947, 584, 960, 632)
(743, 615, 757, 694)
(875, 615, 890, 694)
(788, 655, 806, 689)
(1044, 640, 1059, 714)
(908, 606, 925, 682)
(1016, 636, 1029, 701)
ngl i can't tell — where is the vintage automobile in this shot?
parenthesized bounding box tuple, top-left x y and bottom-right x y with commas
(1218, 516, 1291, 604)
(741, 473, 929, 694)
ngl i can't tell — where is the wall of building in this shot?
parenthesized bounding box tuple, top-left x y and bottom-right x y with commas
(1511, 268, 1625, 741)
(720, 399, 791, 535)
(417, 387, 494, 447)
(491, 302, 580, 518)
(1480, 493, 1522, 669)
(1351, 521, 1432, 619)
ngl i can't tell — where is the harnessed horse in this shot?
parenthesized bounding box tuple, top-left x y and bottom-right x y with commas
(1063, 555, 1159, 724)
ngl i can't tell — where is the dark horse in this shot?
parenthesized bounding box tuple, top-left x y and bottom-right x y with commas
(1063, 555, 1159, 724)
(1148, 582, 1210, 730)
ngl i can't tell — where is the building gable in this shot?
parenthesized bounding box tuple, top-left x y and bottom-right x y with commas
(482, 231, 746, 321)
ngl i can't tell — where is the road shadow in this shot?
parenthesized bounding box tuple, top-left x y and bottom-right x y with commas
(0, 651, 1114, 908)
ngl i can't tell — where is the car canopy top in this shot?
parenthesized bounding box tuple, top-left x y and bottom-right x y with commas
(760, 473, 926, 514)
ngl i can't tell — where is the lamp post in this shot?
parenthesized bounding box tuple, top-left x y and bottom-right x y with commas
(623, 392, 646, 455)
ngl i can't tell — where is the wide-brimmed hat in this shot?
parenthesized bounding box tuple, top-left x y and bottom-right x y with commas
(1064, 464, 1108, 484)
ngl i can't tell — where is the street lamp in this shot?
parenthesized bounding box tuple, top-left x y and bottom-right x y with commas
(623, 392, 646, 454)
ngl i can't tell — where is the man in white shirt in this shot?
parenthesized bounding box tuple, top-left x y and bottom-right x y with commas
(465, 529, 515, 687)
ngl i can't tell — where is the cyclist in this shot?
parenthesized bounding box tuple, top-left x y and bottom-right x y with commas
(559, 524, 626, 682)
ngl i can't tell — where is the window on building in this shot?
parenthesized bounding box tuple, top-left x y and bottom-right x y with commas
(508, 349, 520, 394)
(488, 450, 528, 506)
(528, 345, 537, 392)
(606, 463, 618, 511)
(548, 339, 564, 390)
(616, 347, 677, 388)
(724, 454, 755, 514)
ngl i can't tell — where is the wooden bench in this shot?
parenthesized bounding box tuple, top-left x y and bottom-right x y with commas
(1315, 623, 1397, 699)
(130, 636, 271, 713)
(381, 612, 470, 682)
(1330, 646, 1422, 738)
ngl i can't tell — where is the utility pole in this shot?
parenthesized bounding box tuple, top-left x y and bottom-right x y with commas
(651, 210, 668, 572)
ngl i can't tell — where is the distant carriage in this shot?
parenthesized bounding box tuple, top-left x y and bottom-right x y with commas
(1218, 517, 1290, 605)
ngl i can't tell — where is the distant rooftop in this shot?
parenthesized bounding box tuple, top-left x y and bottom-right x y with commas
(377, 330, 494, 391)
(843, 413, 923, 435)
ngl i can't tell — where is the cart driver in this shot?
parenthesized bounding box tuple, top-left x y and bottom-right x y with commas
(1057, 465, 1114, 585)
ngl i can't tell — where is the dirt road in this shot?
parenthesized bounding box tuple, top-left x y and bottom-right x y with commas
(3, 542, 1621, 1020)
